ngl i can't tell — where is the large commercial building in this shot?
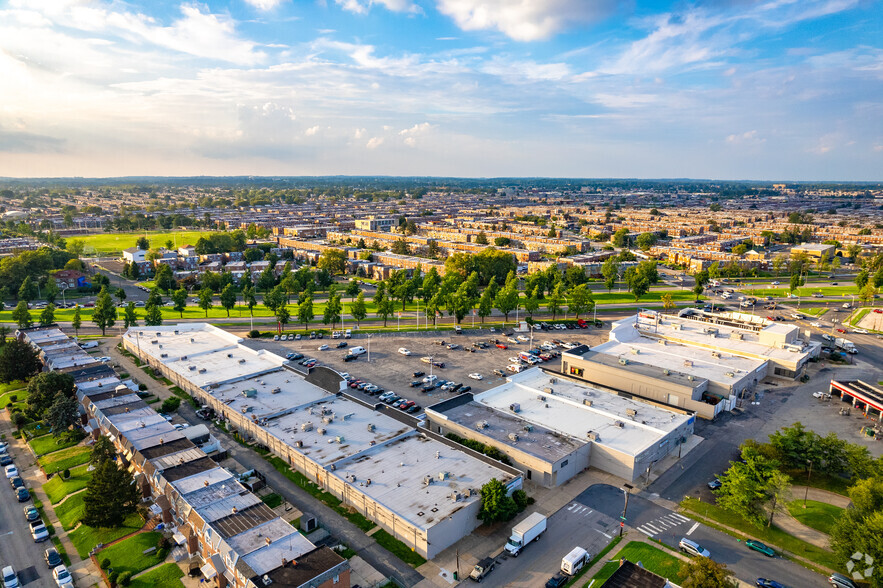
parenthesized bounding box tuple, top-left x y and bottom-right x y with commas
(829, 380, 883, 423)
(18, 327, 348, 588)
(122, 323, 521, 559)
(562, 310, 819, 419)
(426, 368, 695, 485)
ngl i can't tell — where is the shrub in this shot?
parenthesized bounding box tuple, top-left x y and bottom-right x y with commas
(118, 571, 132, 586)
(138, 383, 147, 391)
(63, 469, 70, 480)
(12, 412, 27, 427)
(159, 397, 181, 413)
(248, 329, 261, 338)
(101, 557, 111, 569)
(109, 571, 119, 585)
(9, 395, 17, 402)
(512, 489, 529, 511)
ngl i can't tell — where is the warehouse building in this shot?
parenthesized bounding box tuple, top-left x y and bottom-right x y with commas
(425, 369, 695, 485)
(122, 323, 521, 559)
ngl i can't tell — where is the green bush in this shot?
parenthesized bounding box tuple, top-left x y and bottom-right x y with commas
(160, 397, 181, 413)
(119, 572, 132, 586)
(512, 489, 529, 511)
(62, 469, 70, 480)
(12, 412, 28, 427)
(101, 558, 111, 569)
(9, 395, 17, 402)
(248, 329, 261, 338)
(109, 571, 119, 585)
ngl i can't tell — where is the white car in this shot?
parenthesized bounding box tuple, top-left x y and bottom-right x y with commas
(317, 344, 329, 351)
(398, 348, 411, 356)
(853, 328, 868, 334)
(4, 465, 18, 479)
(468, 373, 483, 380)
(562, 342, 579, 350)
(422, 375, 438, 384)
(52, 565, 73, 588)
(516, 335, 529, 342)
(772, 281, 780, 285)
(295, 334, 302, 340)
(507, 337, 519, 344)
(813, 391, 832, 399)
(810, 322, 821, 328)
(97, 356, 111, 363)
(2, 566, 19, 588)
(279, 334, 288, 341)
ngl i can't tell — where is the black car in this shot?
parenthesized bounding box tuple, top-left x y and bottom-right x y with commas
(0, 455, 12, 466)
(459, 385, 472, 394)
(546, 573, 568, 588)
(45, 547, 62, 568)
(336, 341, 348, 348)
(406, 404, 421, 414)
(422, 383, 437, 392)
(409, 380, 422, 387)
(343, 354, 357, 362)
(413, 371, 425, 378)
(10, 476, 24, 490)
(450, 383, 463, 392)
(16, 487, 30, 502)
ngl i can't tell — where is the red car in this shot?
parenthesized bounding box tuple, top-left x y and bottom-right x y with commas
(496, 343, 508, 349)
(766, 316, 775, 321)
(399, 400, 415, 411)
(875, 309, 883, 314)
(837, 328, 846, 333)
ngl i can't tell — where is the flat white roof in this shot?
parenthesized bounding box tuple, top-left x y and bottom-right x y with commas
(473, 369, 691, 457)
(330, 431, 516, 531)
(172, 467, 237, 496)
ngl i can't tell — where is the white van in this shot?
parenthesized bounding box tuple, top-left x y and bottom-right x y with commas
(80, 341, 99, 349)
(507, 363, 524, 373)
(561, 546, 589, 576)
(348, 346, 367, 356)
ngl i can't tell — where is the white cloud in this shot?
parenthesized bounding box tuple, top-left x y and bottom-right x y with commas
(725, 130, 764, 144)
(305, 125, 320, 135)
(354, 128, 366, 139)
(399, 122, 432, 146)
(334, 0, 421, 15)
(244, 0, 287, 10)
(434, 0, 616, 41)
(366, 136, 384, 148)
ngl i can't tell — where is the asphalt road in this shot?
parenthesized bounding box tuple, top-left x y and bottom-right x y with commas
(481, 500, 617, 588)
(0, 424, 53, 588)
(579, 485, 828, 588)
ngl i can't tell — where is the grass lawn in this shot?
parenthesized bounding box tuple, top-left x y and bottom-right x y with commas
(55, 493, 86, 531)
(73, 230, 213, 255)
(787, 470, 852, 496)
(29, 434, 83, 457)
(588, 541, 686, 586)
(0, 381, 26, 395)
(129, 563, 184, 588)
(786, 500, 843, 536)
(372, 529, 426, 567)
(0, 387, 26, 407)
(38, 446, 91, 475)
(681, 498, 839, 570)
(51, 536, 72, 567)
(43, 465, 92, 505)
(68, 510, 144, 559)
(99, 532, 166, 576)
(849, 308, 870, 327)
(801, 308, 829, 317)
(261, 493, 282, 508)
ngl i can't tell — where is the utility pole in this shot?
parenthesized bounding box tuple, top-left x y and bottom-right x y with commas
(619, 484, 633, 537)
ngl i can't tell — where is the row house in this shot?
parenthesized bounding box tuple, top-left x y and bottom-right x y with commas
(16, 327, 349, 588)
(52, 269, 90, 289)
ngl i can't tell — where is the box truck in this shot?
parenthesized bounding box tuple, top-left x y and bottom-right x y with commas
(505, 512, 547, 556)
(834, 338, 857, 354)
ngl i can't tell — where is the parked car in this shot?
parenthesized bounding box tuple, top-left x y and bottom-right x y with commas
(546, 573, 568, 588)
(459, 385, 472, 394)
(336, 341, 348, 348)
(4, 465, 18, 479)
(16, 487, 29, 502)
(343, 354, 357, 362)
(496, 343, 508, 349)
(409, 380, 422, 387)
(421, 383, 437, 392)
(423, 375, 438, 384)
(398, 348, 412, 356)
(44, 547, 62, 568)
(813, 391, 832, 399)
(493, 369, 506, 377)
(827, 573, 858, 588)
(273, 334, 280, 341)
(678, 538, 710, 558)
(52, 565, 74, 588)
(399, 401, 415, 411)
(23, 505, 39, 522)
(0, 456, 12, 467)
(318, 344, 329, 351)
(406, 404, 421, 414)
(746, 540, 775, 557)
(413, 371, 425, 377)
(707, 478, 722, 490)
(2, 566, 19, 588)
(755, 579, 787, 588)
(30, 520, 49, 542)
(447, 343, 460, 350)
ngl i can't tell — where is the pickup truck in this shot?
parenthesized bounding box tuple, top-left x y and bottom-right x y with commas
(469, 557, 496, 582)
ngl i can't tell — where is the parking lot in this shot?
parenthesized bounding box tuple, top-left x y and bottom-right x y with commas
(244, 326, 609, 414)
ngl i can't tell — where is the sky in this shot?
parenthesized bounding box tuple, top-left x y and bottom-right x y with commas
(0, 0, 881, 180)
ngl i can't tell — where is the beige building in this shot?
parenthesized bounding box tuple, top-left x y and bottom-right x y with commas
(791, 243, 835, 261)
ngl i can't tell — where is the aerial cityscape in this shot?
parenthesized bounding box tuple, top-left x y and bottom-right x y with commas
(1, 2, 882, 588)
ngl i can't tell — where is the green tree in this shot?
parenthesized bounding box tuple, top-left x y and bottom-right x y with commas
(144, 303, 163, 326)
(90, 435, 117, 465)
(83, 460, 141, 528)
(27, 371, 75, 417)
(422, 268, 441, 302)
(568, 284, 593, 319)
(44, 280, 59, 305)
(611, 228, 630, 248)
(350, 292, 367, 326)
(91, 287, 117, 335)
(275, 305, 290, 333)
(631, 274, 650, 302)
(161, 397, 181, 414)
(136, 236, 150, 250)
(477, 282, 495, 323)
(123, 302, 138, 328)
(477, 478, 518, 524)
(475, 231, 489, 245)
(345, 279, 361, 301)
(601, 258, 619, 292)
(426, 292, 442, 326)
(196, 287, 213, 317)
(39, 303, 55, 327)
(661, 293, 675, 310)
(636, 232, 657, 251)
(715, 445, 791, 528)
(789, 272, 804, 295)
(547, 283, 564, 319)
(171, 288, 188, 318)
(323, 293, 342, 329)
(17, 275, 37, 302)
(114, 287, 126, 306)
(376, 293, 394, 327)
(46, 393, 79, 437)
(146, 287, 163, 308)
(263, 285, 285, 315)
(391, 238, 410, 256)
(523, 287, 539, 318)
(317, 248, 347, 275)
(830, 477, 883, 588)
(856, 269, 870, 290)
(297, 293, 314, 329)
(12, 300, 33, 329)
(154, 264, 176, 291)
(449, 282, 473, 324)
(494, 282, 518, 322)
(257, 266, 276, 292)
(220, 284, 236, 317)
(242, 285, 257, 317)
(679, 557, 737, 588)
(0, 339, 42, 384)
(71, 305, 82, 337)
(860, 283, 878, 306)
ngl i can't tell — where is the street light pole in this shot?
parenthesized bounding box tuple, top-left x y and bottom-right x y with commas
(803, 460, 813, 508)
(619, 484, 633, 538)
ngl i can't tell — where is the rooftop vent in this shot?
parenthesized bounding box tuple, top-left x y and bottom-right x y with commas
(613, 421, 625, 428)
(150, 340, 158, 345)
(423, 475, 433, 486)
(543, 387, 554, 395)
(271, 387, 280, 394)
(262, 574, 272, 586)
(190, 338, 195, 343)
(549, 378, 557, 384)
(475, 420, 489, 430)
(626, 409, 637, 416)
(198, 368, 206, 374)
(227, 353, 233, 358)
(618, 357, 629, 365)
(335, 436, 345, 444)
(189, 366, 196, 371)
(294, 440, 303, 448)
(181, 355, 187, 360)
(317, 428, 326, 435)
(523, 424, 534, 432)
(711, 351, 720, 358)
(238, 359, 246, 364)
(587, 431, 599, 441)
(583, 399, 593, 407)
(160, 353, 168, 358)
(631, 348, 640, 355)
(662, 369, 670, 375)
(726, 371, 735, 378)
(537, 395, 545, 402)
(684, 360, 693, 367)
(509, 403, 520, 413)
(367, 423, 375, 432)
(687, 375, 695, 381)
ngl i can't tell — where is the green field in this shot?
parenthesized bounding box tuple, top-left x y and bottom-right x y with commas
(129, 563, 184, 588)
(588, 541, 686, 586)
(38, 446, 91, 475)
(72, 231, 212, 255)
(0, 387, 26, 408)
(29, 433, 83, 457)
(55, 492, 86, 531)
(43, 465, 92, 505)
(98, 532, 166, 576)
(787, 500, 843, 536)
(68, 510, 144, 559)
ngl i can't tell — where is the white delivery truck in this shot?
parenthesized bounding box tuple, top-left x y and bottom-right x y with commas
(561, 546, 590, 576)
(834, 338, 857, 354)
(505, 512, 547, 557)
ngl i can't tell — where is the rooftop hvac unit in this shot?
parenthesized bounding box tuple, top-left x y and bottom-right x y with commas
(631, 348, 640, 354)
(659, 339, 667, 346)
(367, 423, 375, 432)
(711, 351, 720, 358)
(271, 387, 280, 394)
(549, 378, 557, 384)
(317, 428, 326, 435)
(342, 413, 354, 421)
(626, 409, 638, 416)
(584, 399, 594, 407)
(687, 375, 695, 381)
(684, 360, 693, 367)
(181, 356, 187, 360)
(673, 324, 682, 330)
(227, 353, 233, 358)
(294, 440, 303, 448)
(335, 436, 345, 444)
(301, 422, 313, 431)
(160, 353, 168, 358)
(438, 471, 449, 481)
(726, 372, 735, 378)
(614, 421, 625, 428)
(174, 331, 179, 335)
(423, 475, 433, 486)
(189, 365, 196, 371)
(238, 359, 246, 364)
(731, 332, 743, 340)
(587, 431, 599, 441)
(322, 416, 334, 424)
(451, 492, 460, 502)
(508, 432, 519, 442)
(158, 344, 163, 349)
(523, 424, 534, 432)
(151, 340, 158, 345)
(543, 387, 553, 394)
(198, 368, 206, 374)
(619, 357, 629, 365)
(190, 338, 195, 343)
(537, 395, 546, 402)
(662, 369, 670, 376)
(509, 403, 520, 413)
(704, 327, 718, 335)
(243, 389, 257, 398)
(475, 420, 489, 430)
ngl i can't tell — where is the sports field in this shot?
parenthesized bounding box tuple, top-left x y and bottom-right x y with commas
(71, 230, 213, 255)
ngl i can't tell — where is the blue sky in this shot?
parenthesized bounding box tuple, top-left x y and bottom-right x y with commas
(0, 0, 880, 179)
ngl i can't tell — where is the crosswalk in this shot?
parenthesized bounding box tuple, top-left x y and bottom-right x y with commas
(565, 503, 593, 516)
(635, 512, 692, 537)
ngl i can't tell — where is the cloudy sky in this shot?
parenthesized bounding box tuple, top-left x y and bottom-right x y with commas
(1, 0, 881, 180)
